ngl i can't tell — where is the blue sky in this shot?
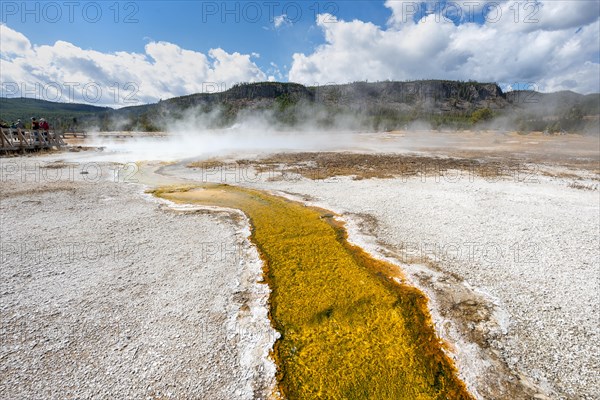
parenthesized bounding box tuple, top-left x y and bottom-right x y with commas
(3, 1, 392, 78)
(1, 1, 599, 106)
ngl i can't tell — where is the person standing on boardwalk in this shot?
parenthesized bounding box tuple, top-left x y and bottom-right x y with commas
(13, 119, 24, 139)
(31, 117, 40, 143)
(40, 118, 50, 141)
(40, 119, 49, 132)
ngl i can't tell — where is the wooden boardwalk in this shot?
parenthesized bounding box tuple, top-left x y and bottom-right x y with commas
(0, 128, 66, 154)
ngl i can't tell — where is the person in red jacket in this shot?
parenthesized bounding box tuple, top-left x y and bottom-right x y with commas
(40, 118, 50, 141)
(40, 118, 49, 132)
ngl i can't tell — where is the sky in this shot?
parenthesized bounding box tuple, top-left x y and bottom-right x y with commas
(1, 0, 599, 107)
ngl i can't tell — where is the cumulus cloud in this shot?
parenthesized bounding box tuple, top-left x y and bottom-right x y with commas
(289, 1, 600, 94)
(2, 0, 599, 108)
(0, 24, 266, 107)
(0, 24, 32, 57)
(273, 14, 291, 29)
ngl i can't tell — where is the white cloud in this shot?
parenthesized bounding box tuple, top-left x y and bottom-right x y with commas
(268, 62, 284, 81)
(0, 24, 33, 57)
(2, 0, 598, 109)
(0, 24, 267, 107)
(385, 1, 500, 27)
(289, 1, 600, 94)
(534, 0, 599, 31)
(274, 14, 291, 29)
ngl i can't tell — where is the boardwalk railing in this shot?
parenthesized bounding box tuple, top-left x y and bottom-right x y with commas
(62, 132, 87, 138)
(0, 128, 66, 153)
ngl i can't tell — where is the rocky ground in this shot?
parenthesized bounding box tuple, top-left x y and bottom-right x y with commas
(1, 130, 598, 399)
(244, 173, 599, 399)
(0, 159, 276, 399)
(165, 142, 599, 399)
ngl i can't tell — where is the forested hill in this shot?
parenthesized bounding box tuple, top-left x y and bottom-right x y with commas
(0, 97, 111, 125)
(1, 81, 598, 133)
